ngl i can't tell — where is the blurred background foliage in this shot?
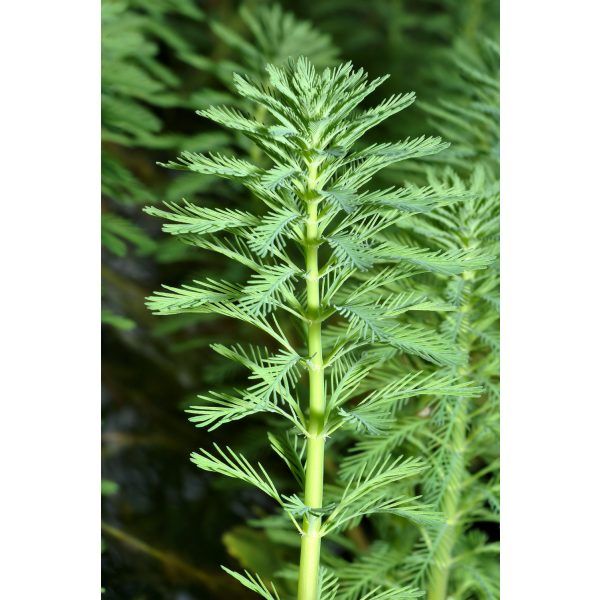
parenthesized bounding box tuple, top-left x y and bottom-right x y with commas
(101, 0, 498, 597)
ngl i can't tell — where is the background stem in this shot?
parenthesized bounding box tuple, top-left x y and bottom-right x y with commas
(427, 270, 473, 600)
(426, 401, 466, 600)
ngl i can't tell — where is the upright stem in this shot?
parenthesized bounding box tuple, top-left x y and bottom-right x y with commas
(249, 104, 267, 166)
(427, 270, 473, 600)
(297, 170, 326, 600)
(426, 401, 466, 600)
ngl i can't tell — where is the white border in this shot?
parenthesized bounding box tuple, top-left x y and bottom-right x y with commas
(0, 1, 100, 597)
(502, 0, 600, 597)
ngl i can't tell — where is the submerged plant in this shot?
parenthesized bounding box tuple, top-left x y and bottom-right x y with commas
(396, 42, 500, 599)
(351, 168, 499, 600)
(419, 169, 499, 600)
(146, 58, 490, 600)
(332, 40, 499, 599)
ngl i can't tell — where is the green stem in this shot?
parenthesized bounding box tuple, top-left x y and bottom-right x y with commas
(426, 400, 466, 600)
(427, 270, 474, 600)
(297, 178, 326, 600)
(249, 104, 267, 166)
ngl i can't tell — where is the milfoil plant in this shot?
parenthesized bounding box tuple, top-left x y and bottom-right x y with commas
(146, 58, 489, 600)
(415, 169, 499, 600)
(337, 168, 499, 600)
(399, 44, 500, 598)
(333, 41, 499, 599)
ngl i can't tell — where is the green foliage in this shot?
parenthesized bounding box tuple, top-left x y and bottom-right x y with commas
(330, 543, 422, 600)
(101, 479, 120, 496)
(222, 567, 282, 600)
(207, 4, 338, 77)
(101, 0, 197, 333)
(336, 39, 500, 600)
(101, 1, 339, 332)
(147, 57, 491, 599)
(400, 42, 499, 600)
(398, 169, 499, 600)
(421, 39, 500, 173)
(102, 4, 499, 599)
